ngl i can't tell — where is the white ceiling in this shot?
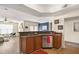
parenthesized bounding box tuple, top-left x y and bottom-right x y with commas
(0, 5, 40, 23)
(0, 4, 79, 23)
(0, 4, 78, 17)
(25, 4, 75, 13)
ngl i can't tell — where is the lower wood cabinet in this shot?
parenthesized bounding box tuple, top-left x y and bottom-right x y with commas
(26, 37, 34, 53)
(53, 33, 62, 48)
(57, 33, 62, 48)
(21, 37, 27, 53)
(34, 36, 42, 50)
(20, 36, 42, 54)
(20, 32, 62, 54)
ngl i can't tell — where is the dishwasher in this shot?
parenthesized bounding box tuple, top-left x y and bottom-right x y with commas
(42, 35, 53, 48)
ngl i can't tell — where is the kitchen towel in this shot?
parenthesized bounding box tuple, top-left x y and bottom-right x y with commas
(47, 36, 50, 43)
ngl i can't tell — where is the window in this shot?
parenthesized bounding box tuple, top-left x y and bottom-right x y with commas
(29, 26, 34, 31)
(0, 24, 13, 34)
(34, 26, 38, 31)
(29, 26, 38, 31)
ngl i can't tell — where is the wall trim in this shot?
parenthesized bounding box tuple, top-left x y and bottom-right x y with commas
(65, 41, 79, 48)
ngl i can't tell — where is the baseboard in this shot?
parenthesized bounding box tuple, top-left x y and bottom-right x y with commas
(65, 41, 79, 48)
(65, 41, 79, 45)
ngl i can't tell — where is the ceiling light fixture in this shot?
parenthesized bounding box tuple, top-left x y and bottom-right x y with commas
(62, 4, 68, 8)
(3, 16, 8, 23)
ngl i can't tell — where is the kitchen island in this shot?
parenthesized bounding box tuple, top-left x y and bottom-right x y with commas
(19, 31, 62, 54)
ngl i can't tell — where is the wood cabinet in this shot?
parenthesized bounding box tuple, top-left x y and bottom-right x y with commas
(57, 33, 62, 48)
(53, 33, 62, 48)
(20, 36, 34, 53)
(19, 31, 62, 54)
(20, 36, 42, 53)
(34, 36, 42, 50)
(21, 37, 27, 53)
(26, 37, 34, 53)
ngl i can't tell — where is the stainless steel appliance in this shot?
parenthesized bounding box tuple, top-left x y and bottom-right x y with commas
(42, 35, 53, 48)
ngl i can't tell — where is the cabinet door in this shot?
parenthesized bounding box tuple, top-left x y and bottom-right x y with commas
(57, 34, 62, 48)
(34, 36, 42, 50)
(53, 33, 62, 48)
(53, 35, 58, 48)
(53, 32, 56, 48)
(21, 37, 27, 53)
(26, 37, 34, 53)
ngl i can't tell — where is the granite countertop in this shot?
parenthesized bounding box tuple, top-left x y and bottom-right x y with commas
(20, 34, 53, 38)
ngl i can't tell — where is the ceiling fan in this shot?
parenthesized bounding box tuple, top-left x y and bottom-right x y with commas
(3, 16, 9, 23)
(62, 4, 68, 8)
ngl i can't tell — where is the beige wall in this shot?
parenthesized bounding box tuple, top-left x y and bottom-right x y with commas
(52, 18, 64, 33)
(23, 21, 38, 32)
(13, 23, 18, 33)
